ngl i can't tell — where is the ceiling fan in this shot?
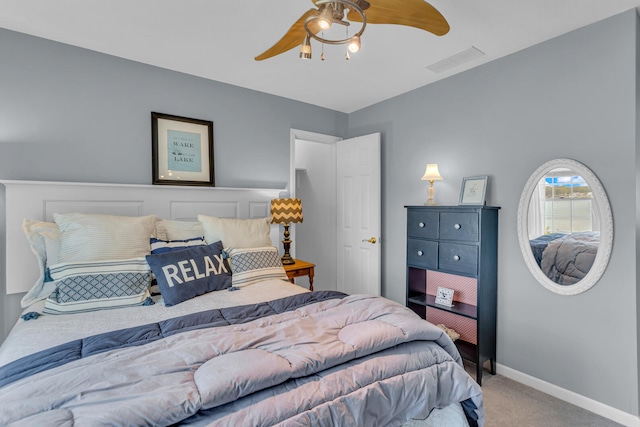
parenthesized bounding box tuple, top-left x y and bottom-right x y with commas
(255, 0, 450, 61)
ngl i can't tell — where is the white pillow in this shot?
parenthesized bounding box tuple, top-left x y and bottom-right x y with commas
(155, 220, 204, 241)
(21, 219, 61, 308)
(53, 213, 159, 263)
(197, 215, 272, 248)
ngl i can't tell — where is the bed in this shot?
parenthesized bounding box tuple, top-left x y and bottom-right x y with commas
(529, 231, 599, 285)
(0, 180, 484, 426)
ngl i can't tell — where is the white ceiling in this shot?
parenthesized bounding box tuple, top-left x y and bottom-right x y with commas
(1, 0, 639, 113)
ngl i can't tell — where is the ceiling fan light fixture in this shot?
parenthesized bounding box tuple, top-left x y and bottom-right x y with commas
(304, 0, 366, 51)
(255, 0, 450, 62)
(299, 34, 312, 59)
(348, 35, 361, 53)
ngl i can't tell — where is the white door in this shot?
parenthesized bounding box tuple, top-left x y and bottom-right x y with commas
(336, 133, 381, 295)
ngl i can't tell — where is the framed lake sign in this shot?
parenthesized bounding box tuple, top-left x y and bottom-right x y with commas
(151, 112, 214, 186)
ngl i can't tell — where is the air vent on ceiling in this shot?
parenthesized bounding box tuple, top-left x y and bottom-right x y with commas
(427, 46, 485, 73)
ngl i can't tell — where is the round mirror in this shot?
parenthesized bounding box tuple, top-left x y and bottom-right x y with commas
(517, 158, 613, 295)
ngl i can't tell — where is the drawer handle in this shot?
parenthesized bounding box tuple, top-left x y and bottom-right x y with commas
(453, 255, 460, 261)
(418, 222, 425, 228)
(454, 223, 461, 230)
(417, 250, 423, 256)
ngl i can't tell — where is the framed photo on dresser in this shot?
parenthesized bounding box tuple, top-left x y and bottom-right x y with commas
(459, 176, 488, 205)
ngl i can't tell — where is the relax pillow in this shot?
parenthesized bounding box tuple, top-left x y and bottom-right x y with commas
(197, 215, 271, 248)
(227, 246, 289, 287)
(150, 236, 206, 254)
(43, 258, 152, 315)
(21, 219, 61, 308)
(155, 220, 205, 241)
(146, 241, 232, 306)
(53, 213, 159, 263)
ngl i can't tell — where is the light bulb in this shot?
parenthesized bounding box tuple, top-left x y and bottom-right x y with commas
(317, 4, 333, 30)
(318, 19, 331, 30)
(348, 35, 361, 53)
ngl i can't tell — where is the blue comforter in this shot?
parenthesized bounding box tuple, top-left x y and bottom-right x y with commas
(0, 292, 484, 426)
(529, 233, 565, 267)
(540, 232, 599, 285)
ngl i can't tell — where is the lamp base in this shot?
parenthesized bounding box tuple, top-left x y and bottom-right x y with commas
(280, 223, 296, 265)
(281, 254, 296, 265)
(425, 181, 437, 206)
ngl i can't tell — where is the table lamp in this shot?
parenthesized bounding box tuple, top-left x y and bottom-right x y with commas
(421, 164, 443, 206)
(271, 198, 303, 265)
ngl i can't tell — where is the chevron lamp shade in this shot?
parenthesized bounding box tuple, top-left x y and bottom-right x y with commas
(271, 198, 303, 224)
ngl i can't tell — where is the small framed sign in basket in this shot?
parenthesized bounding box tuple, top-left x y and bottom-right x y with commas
(459, 176, 488, 205)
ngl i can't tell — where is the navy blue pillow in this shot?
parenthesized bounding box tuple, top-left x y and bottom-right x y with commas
(146, 241, 232, 306)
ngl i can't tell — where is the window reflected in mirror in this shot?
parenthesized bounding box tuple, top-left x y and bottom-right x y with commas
(527, 169, 598, 239)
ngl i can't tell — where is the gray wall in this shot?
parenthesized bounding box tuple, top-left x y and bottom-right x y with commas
(348, 10, 639, 415)
(0, 28, 347, 338)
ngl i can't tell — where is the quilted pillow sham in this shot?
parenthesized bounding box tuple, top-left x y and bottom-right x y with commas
(146, 241, 232, 306)
(53, 213, 159, 263)
(150, 236, 206, 254)
(43, 258, 152, 315)
(197, 215, 272, 248)
(227, 246, 289, 287)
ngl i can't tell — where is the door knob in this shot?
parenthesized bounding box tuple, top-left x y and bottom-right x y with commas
(362, 237, 377, 244)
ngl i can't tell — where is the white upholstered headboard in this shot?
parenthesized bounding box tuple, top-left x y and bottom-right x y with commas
(1, 180, 284, 295)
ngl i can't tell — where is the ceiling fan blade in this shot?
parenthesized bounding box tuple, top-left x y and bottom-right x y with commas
(255, 9, 320, 61)
(348, 0, 449, 36)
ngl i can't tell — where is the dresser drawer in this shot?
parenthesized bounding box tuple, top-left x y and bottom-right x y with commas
(439, 243, 477, 275)
(440, 212, 479, 242)
(407, 210, 439, 239)
(407, 239, 438, 269)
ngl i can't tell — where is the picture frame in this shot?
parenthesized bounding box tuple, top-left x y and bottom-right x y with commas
(151, 112, 214, 186)
(459, 175, 488, 205)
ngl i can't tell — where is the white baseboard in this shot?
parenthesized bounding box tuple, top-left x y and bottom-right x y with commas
(496, 364, 640, 427)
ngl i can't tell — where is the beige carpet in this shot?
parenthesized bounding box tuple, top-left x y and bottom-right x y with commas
(471, 364, 625, 427)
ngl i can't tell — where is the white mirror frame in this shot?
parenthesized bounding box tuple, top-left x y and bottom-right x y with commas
(517, 158, 613, 295)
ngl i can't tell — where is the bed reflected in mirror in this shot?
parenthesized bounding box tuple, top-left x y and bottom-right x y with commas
(517, 159, 613, 295)
(526, 169, 598, 285)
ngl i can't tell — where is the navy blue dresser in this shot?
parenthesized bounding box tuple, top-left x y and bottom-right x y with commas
(405, 205, 499, 385)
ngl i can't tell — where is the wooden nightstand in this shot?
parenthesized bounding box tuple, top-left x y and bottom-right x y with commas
(283, 259, 315, 291)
